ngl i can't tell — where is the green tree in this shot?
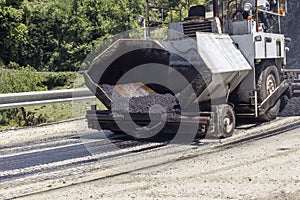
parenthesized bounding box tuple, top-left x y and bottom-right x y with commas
(0, 0, 29, 66)
(0, 0, 207, 72)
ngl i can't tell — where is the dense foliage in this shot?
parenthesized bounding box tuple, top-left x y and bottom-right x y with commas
(0, 0, 144, 71)
(0, 0, 205, 72)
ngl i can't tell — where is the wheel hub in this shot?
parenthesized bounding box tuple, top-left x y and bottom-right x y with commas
(266, 74, 276, 95)
(223, 114, 234, 134)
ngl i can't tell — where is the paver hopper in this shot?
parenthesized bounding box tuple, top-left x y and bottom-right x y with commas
(84, 32, 252, 138)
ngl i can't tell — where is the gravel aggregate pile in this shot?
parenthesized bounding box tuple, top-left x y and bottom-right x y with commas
(279, 97, 300, 117)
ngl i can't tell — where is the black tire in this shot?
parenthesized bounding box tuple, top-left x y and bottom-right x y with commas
(257, 64, 281, 121)
(218, 105, 236, 138)
(279, 95, 289, 112)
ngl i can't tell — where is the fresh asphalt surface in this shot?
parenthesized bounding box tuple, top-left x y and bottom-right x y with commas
(0, 132, 150, 172)
(0, 143, 91, 171)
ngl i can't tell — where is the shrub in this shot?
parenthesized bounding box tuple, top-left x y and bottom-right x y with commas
(41, 72, 78, 90)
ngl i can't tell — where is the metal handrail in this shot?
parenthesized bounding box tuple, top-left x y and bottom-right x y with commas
(0, 88, 95, 110)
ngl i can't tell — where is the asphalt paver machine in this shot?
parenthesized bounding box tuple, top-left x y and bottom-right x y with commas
(84, 0, 296, 139)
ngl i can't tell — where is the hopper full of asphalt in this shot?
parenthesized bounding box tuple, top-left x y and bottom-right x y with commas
(102, 84, 179, 119)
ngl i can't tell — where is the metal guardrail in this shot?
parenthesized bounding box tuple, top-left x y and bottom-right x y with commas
(0, 88, 95, 110)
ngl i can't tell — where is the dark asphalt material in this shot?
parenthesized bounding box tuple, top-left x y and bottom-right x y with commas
(102, 84, 179, 114)
(0, 144, 91, 171)
(0, 139, 146, 171)
(280, 97, 300, 117)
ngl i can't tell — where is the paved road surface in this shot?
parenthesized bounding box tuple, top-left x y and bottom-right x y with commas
(0, 117, 300, 199)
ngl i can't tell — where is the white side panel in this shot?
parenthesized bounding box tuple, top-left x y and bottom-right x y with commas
(195, 32, 252, 102)
(196, 32, 252, 73)
(254, 32, 285, 59)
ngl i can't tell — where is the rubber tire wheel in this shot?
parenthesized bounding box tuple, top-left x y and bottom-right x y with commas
(219, 105, 236, 138)
(279, 95, 289, 112)
(257, 65, 280, 121)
